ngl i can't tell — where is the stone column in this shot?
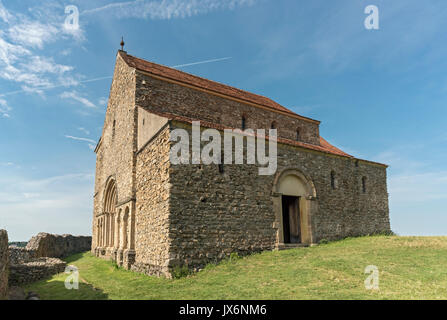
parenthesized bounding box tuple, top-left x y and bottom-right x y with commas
(271, 192, 283, 246)
(114, 214, 120, 249)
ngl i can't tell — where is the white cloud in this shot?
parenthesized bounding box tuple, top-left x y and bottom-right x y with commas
(389, 171, 447, 203)
(0, 1, 12, 23)
(8, 21, 59, 49)
(83, 0, 257, 19)
(98, 97, 108, 107)
(60, 91, 96, 108)
(0, 1, 86, 107)
(78, 127, 90, 135)
(20, 56, 73, 74)
(0, 97, 11, 117)
(0, 36, 30, 65)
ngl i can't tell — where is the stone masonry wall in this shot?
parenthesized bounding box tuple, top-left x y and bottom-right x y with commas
(132, 126, 172, 277)
(92, 52, 137, 250)
(135, 71, 321, 146)
(0, 230, 8, 300)
(26, 233, 91, 259)
(9, 247, 36, 265)
(167, 123, 390, 270)
(9, 258, 66, 286)
(7, 233, 88, 286)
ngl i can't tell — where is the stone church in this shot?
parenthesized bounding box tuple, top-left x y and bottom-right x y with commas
(92, 50, 390, 277)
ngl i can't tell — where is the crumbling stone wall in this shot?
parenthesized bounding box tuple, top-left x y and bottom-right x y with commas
(26, 233, 91, 259)
(9, 258, 66, 286)
(7, 233, 89, 286)
(0, 230, 8, 300)
(9, 247, 36, 265)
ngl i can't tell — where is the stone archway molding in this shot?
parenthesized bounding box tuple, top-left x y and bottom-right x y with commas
(272, 168, 318, 246)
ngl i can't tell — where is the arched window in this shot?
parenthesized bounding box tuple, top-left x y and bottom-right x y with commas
(271, 121, 277, 130)
(104, 179, 117, 213)
(112, 120, 116, 139)
(296, 129, 300, 141)
(362, 176, 367, 193)
(241, 116, 246, 130)
(330, 171, 336, 190)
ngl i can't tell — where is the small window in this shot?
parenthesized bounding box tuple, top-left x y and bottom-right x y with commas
(142, 118, 145, 126)
(331, 171, 336, 190)
(271, 121, 277, 130)
(362, 176, 367, 193)
(241, 116, 246, 130)
(112, 120, 116, 138)
(296, 129, 300, 141)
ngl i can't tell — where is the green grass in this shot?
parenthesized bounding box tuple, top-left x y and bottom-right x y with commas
(25, 236, 447, 300)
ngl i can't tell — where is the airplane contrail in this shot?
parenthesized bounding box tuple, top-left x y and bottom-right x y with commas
(171, 57, 232, 68)
(64, 135, 97, 144)
(0, 57, 232, 97)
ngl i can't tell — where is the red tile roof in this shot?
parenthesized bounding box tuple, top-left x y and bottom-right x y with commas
(119, 51, 319, 124)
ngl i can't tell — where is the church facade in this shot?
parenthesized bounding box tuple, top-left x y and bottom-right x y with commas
(92, 50, 390, 277)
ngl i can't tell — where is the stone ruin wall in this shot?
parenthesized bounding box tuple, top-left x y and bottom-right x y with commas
(0, 230, 8, 300)
(9, 258, 66, 287)
(25, 233, 91, 259)
(8, 233, 91, 286)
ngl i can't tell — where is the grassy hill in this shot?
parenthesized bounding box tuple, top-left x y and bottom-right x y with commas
(25, 236, 447, 300)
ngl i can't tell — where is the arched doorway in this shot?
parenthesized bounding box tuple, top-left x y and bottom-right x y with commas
(103, 179, 117, 248)
(273, 169, 316, 245)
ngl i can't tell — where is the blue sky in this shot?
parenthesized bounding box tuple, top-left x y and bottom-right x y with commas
(0, 0, 446, 241)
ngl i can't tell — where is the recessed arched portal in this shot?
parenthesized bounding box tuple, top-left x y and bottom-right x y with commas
(273, 169, 317, 245)
(103, 178, 117, 248)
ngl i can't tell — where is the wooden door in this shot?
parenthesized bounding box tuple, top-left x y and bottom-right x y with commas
(282, 196, 301, 244)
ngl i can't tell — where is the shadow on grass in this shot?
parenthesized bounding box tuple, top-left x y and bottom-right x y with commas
(65, 252, 88, 264)
(29, 279, 109, 300)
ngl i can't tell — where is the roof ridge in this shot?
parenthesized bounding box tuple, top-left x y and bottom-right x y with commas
(127, 54, 277, 104)
(119, 51, 320, 124)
